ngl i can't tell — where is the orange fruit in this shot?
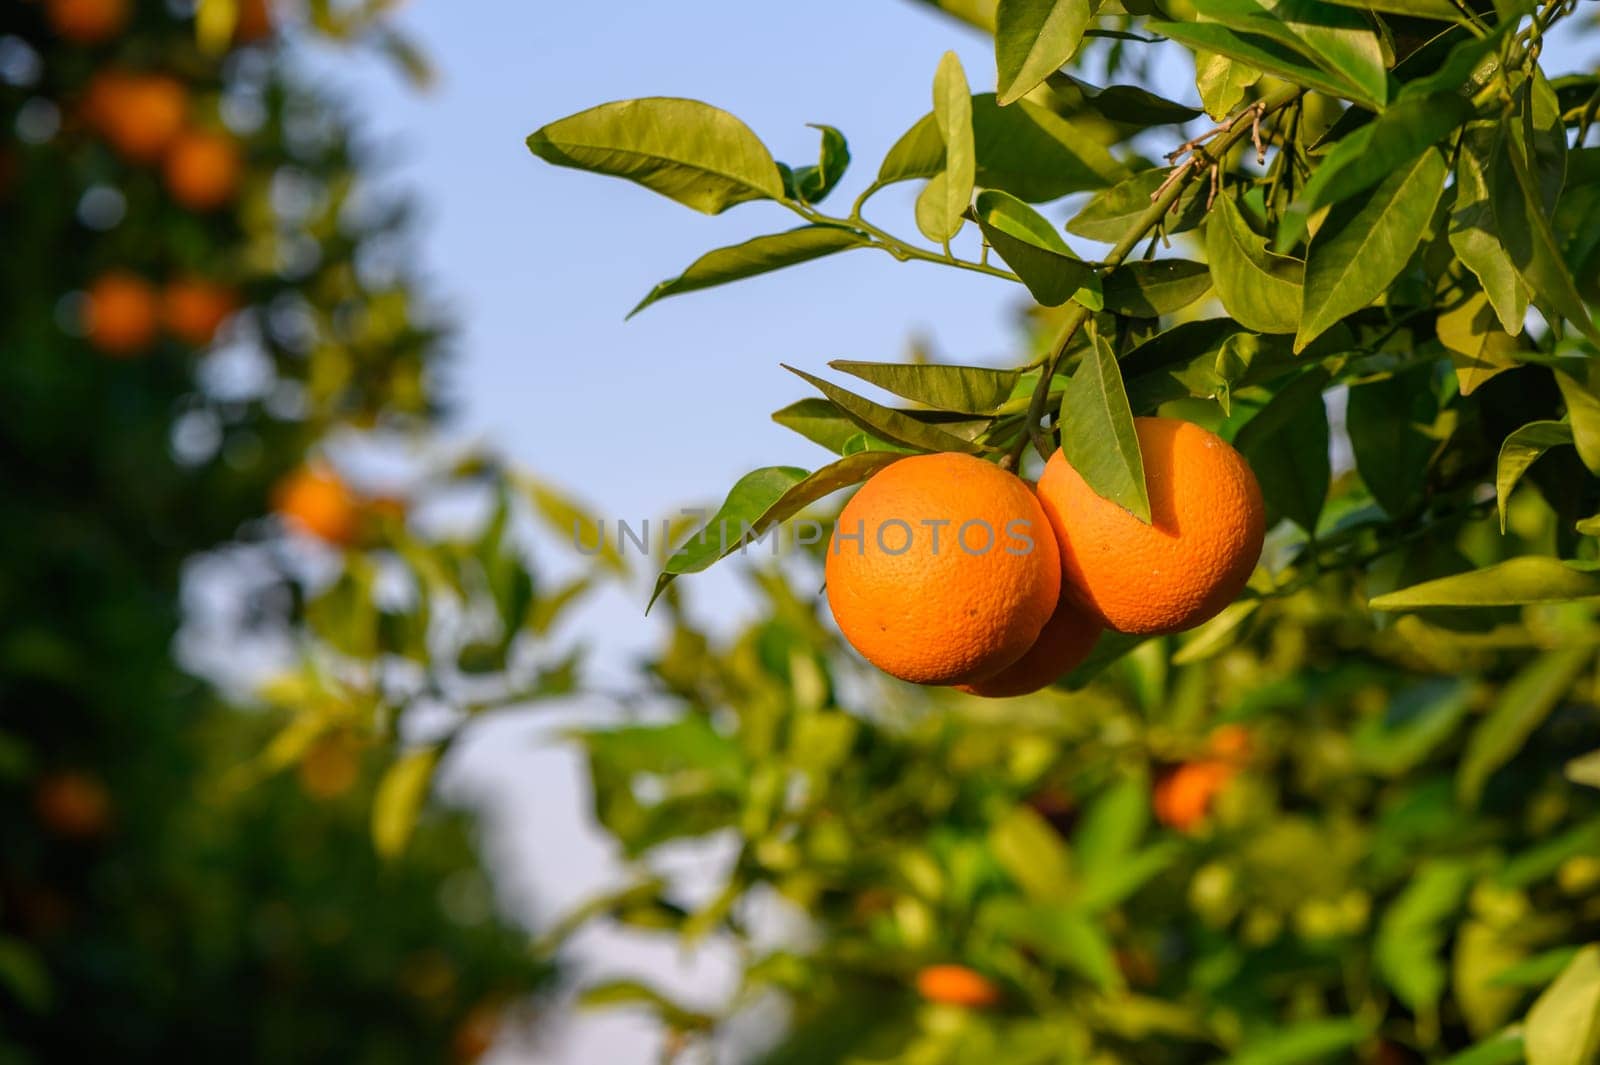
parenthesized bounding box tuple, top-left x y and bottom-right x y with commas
(274, 465, 359, 545)
(1037, 417, 1265, 635)
(915, 964, 1000, 1008)
(84, 271, 159, 356)
(46, 0, 130, 44)
(34, 771, 112, 839)
(163, 129, 242, 210)
(161, 276, 237, 345)
(956, 591, 1100, 697)
(84, 71, 188, 164)
(825, 453, 1059, 685)
(1153, 761, 1233, 833)
(1207, 723, 1253, 764)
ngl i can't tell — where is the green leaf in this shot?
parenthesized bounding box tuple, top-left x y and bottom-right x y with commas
(771, 398, 906, 456)
(1440, 1033, 1528, 1065)
(879, 94, 1124, 201)
(1317, 0, 1467, 18)
(1567, 750, 1600, 789)
(578, 979, 715, 1031)
(1222, 1018, 1372, 1065)
(1439, 290, 1521, 395)
(1207, 191, 1304, 334)
(371, 746, 439, 859)
(1556, 371, 1600, 474)
(1296, 147, 1447, 351)
(1150, 16, 1374, 108)
(1049, 73, 1203, 125)
(629, 226, 868, 317)
(1173, 599, 1260, 664)
(650, 452, 902, 609)
(527, 97, 783, 214)
(1234, 370, 1330, 534)
(925, 51, 976, 243)
(1059, 330, 1150, 522)
(784, 365, 991, 454)
(1526, 945, 1600, 1065)
(1496, 421, 1574, 532)
(1101, 260, 1212, 317)
(1372, 557, 1600, 609)
(1376, 859, 1472, 1012)
(995, 0, 1093, 106)
(789, 124, 850, 204)
(1459, 647, 1594, 805)
(1069, 168, 1204, 242)
(1073, 776, 1147, 870)
(974, 189, 1102, 308)
(1188, 0, 1388, 110)
(979, 901, 1123, 990)
(1352, 677, 1473, 776)
(1194, 49, 1260, 120)
(1451, 122, 1530, 335)
(829, 359, 1020, 414)
(1346, 367, 1438, 517)
(1492, 948, 1585, 989)
(989, 805, 1073, 903)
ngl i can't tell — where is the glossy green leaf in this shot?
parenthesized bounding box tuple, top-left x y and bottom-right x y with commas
(879, 94, 1124, 201)
(995, 0, 1093, 106)
(1059, 331, 1150, 522)
(528, 97, 783, 214)
(1222, 1018, 1372, 1065)
(785, 365, 990, 454)
(1451, 123, 1530, 335)
(1296, 147, 1447, 352)
(926, 51, 976, 242)
(1347, 367, 1438, 517)
(829, 359, 1020, 414)
(1235, 370, 1330, 534)
(1194, 49, 1261, 120)
(1317, 0, 1466, 17)
(1526, 944, 1600, 1065)
(629, 226, 868, 317)
(1371, 557, 1600, 609)
(371, 746, 438, 859)
(790, 124, 850, 204)
(1150, 17, 1374, 108)
(1069, 168, 1205, 242)
(1496, 421, 1573, 532)
(1188, 0, 1388, 110)
(771, 399, 905, 455)
(1049, 73, 1203, 124)
(1376, 859, 1472, 1011)
(1101, 260, 1212, 317)
(1459, 647, 1593, 805)
(974, 189, 1102, 308)
(1555, 371, 1600, 475)
(1207, 191, 1304, 334)
(1439, 290, 1521, 395)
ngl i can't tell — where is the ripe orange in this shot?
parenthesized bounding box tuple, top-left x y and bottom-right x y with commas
(956, 591, 1100, 697)
(34, 771, 112, 839)
(825, 453, 1059, 685)
(274, 465, 359, 545)
(161, 276, 237, 345)
(1153, 761, 1232, 833)
(84, 71, 188, 164)
(163, 129, 242, 210)
(1037, 417, 1264, 635)
(84, 271, 159, 356)
(915, 964, 1000, 1008)
(46, 0, 130, 44)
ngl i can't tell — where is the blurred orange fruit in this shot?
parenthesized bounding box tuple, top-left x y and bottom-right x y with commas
(1207, 723, 1254, 765)
(1153, 761, 1233, 833)
(825, 453, 1060, 685)
(914, 964, 1000, 1008)
(84, 71, 188, 164)
(452, 1002, 503, 1063)
(161, 276, 237, 345)
(274, 465, 359, 545)
(46, 0, 130, 44)
(164, 129, 242, 210)
(1037, 417, 1265, 635)
(235, 0, 275, 43)
(34, 771, 112, 838)
(84, 270, 159, 356)
(956, 589, 1100, 697)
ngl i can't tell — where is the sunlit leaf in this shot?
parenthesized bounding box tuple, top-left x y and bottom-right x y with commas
(629, 226, 868, 317)
(1207, 191, 1303, 334)
(1496, 421, 1573, 532)
(1059, 331, 1150, 522)
(1370, 557, 1600, 609)
(974, 189, 1101, 307)
(1459, 647, 1594, 805)
(371, 746, 438, 859)
(830, 359, 1020, 414)
(995, 0, 1093, 106)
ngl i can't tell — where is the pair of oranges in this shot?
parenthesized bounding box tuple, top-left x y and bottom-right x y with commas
(824, 417, 1266, 697)
(83, 271, 237, 356)
(82, 71, 243, 210)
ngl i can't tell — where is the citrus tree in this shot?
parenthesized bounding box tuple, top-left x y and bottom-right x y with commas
(525, 1, 1600, 1061)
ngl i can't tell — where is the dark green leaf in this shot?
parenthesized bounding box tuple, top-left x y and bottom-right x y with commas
(1459, 647, 1594, 805)
(784, 365, 992, 454)
(1352, 677, 1473, 776)
(1235, 370, 1330, 534)
(528, 97, 783, 214)
(771, 398, 906, 456)
(790, 124, 850, 204)
(1050, 73, 1203, 124)
(1451, 122, 1530, 335)
(1101, 260, 1212, 317)
(1222, 1018, 1372, 1065)
(1346, 367, 1439, 516)
(1371, 557, 1600, 609)
(1207, 191, 1304, 334)
(1376, 859, 1472, 1011)
(629, 226, 868, 317)
(1496, 421, 1573, 532)
(974, 189, 1102, 307)
(1318, 0, 1468, 17)
(1059, 331, 1150, 522)
(995, 0, 1093, 106)
(829, 359, 1020, 414)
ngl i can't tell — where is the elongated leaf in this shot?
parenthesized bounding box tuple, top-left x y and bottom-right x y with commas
(1050, 73, 1202, 124)
(1347, 367, 1438, 517)
(1497, 421, 1573, 532)
(1555, 371, 1600, 474)
(926, 52, 976, 242)
(771, 398, 905, 456)
(1059, 332, 1150, 522)
(1207, 192, 1304, 334)
(1459, 647, 1593, 805)
(829, 360, 1020, 414)
(528, 97, 783, 214)
(879, 94, 1124, 201)
(523, 476, 628, 574)
(1440, 1033, 1528, 1065)
(1235, 370, 1330, 533)
(789, 124, 850, 204)
(1439, 290, 1521, 395)
(1451, 122, 1530, 335)
(1069, 168, 1204, 242)
(1149, 19, 1373, 107)
(995, 0, 1093, 105)
(1377, 860, 1472, 1012)
(1318, 0, 1465, 17)
(1173, 599, 1260, 664)
(372, 746, 439, 859)
(1101, 260, 1211, 317)
(1525, 941, 1600, 1065)
(1569, 750, 1600, 788)
(974, 189, 1101, 307)
(1372, 557, 1600, 609)
(1223, 1019, 1372, 1065)
(1296, 147, 1447, 351)
(785, 365, 990, 454)
(1189, 0, 1388, 110)
(990, 805, 1073, 903)
(629, 226, 867, 317)
(1353, 677, 1472, 776)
